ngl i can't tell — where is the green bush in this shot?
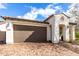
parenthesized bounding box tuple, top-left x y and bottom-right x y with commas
(75, 31, 79, 39)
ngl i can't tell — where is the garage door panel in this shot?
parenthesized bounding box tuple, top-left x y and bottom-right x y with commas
(14, 25, 47, 43)
(14, 31, 34, 42)
(0, 31, 6, 41)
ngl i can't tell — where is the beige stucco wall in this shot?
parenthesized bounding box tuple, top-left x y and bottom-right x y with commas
(7, 19, 48, 27)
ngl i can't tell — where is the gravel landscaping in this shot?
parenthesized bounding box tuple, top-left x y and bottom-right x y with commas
(0, 42, 79, 56)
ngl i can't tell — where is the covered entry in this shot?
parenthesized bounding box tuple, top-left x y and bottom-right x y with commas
(13, 25, 47, 43)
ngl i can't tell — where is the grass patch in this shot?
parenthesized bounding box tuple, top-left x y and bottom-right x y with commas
(76, 31, 79, 39)
(75, 31, 79, 42)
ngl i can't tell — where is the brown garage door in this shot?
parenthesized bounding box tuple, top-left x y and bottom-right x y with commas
(0, 31, 6, 43)
(14, 25, 47, 43)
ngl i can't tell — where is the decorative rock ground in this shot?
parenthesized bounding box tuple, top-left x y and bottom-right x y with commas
(0, 42, 79, 56)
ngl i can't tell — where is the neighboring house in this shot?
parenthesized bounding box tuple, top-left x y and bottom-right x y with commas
(0, 13, 77, 44)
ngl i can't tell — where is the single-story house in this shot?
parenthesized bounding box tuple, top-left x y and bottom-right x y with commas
(0, 13, 77, 44)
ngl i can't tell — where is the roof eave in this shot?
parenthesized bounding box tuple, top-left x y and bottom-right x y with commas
(0, 16, 49, 24)
(44, 14, 54, 22)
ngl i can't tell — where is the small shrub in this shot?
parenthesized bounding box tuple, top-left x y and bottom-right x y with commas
(75, 31, 79, 40)
(75, 31, 79, 42)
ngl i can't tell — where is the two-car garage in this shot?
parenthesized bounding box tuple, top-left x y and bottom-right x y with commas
(0, 16, 49, 44)
(13, 25, 47, 43)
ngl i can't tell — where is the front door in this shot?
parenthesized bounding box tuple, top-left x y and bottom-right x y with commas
(59, 25, 64, 41)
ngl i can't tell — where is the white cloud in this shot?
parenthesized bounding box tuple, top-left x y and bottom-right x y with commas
(38, 5, 56, 17)
(0, 3, 7, 9)
(17, 7, 38, 20)
(17, 4, 63, 20)
(38, 4, 62, 17)
(55, 6, 62, 10)
(17, 16, 22, 18)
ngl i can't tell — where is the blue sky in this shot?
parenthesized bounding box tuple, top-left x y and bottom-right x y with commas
(0, 3, 72, 21)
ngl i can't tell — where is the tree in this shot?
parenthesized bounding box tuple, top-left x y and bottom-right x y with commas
(67, 4, 79, 20)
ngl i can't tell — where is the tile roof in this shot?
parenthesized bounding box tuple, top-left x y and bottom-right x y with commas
(0, 16, 49, 24)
